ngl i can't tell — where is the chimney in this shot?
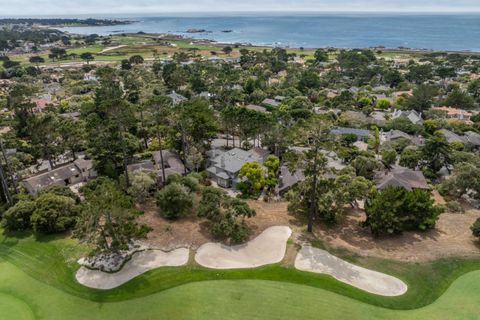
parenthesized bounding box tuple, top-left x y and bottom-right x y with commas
(221, 156, 225, 168)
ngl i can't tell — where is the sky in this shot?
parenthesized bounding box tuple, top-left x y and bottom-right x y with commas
(1, 0, 479, 16)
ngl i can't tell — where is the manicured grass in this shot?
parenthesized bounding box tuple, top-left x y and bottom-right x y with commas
(2, 257, 480, 320)
(2, 228, 480, 313)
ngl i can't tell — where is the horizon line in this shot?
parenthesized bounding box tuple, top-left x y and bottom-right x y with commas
(3, 10, 480, 18)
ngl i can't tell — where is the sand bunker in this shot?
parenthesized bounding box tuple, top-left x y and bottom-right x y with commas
(76, 248, 189, 290)
(295, 246, 407, 296)
(195, 226, 292, 269)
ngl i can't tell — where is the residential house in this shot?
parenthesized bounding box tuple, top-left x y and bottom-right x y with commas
(245, 104, 268, 113)
(167, 91, 187, 105)
(432, 106, 473, 123)
(22, 159, 96, 194)
(375, 166, 429, 191)
(127, 160, 156, 173)
(278, 165, 305, 196)
(152, 150, 186, 184)
(464, 131, 480, 147)
(207, 147, 269, 188)
(330, 127, 372, 141)
(59, 112, 81, 121)
(262, 96, 285, 108)
(382, 129, 424, 146)
(438, 129, 466, 144)
(391, 109, 423, 125)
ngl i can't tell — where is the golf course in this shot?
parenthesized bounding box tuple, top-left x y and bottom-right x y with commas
(1, 229, 480, 320)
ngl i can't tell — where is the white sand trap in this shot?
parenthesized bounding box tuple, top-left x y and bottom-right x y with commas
(195, 226, 292, 269)
(76, 248, 189, 290)
(295, 246, 407, 296)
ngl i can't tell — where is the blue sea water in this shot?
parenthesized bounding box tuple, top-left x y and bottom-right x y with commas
(59, 13, 480, 51)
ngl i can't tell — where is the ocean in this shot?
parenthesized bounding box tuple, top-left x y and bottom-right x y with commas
(59, 13, 480, 51)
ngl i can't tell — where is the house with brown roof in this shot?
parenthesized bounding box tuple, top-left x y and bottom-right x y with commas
(432, 106, 473, 123)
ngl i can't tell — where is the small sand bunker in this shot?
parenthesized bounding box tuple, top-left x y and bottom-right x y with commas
(295, 246, 408, 296)
(76, 248, 189, 289)
(195, 226, 292, 269)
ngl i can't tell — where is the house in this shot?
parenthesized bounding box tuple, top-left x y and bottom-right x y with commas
(432, 106, 473, 123)
(438, 129, 466, 144)
(262, 96, 285, 108)
(375, 166, 429, 191)
(464, 131, 480, 147)
(198, 91, 214, 99)
(22, 159, 96, 194)
(382, 129, 425, 146)
(59, 112, 81, 120)
(330, 127, 372, 141)
(207, 147, 269, 188)
(391, 109, 423, 125)
(245, 104, 268, 113)
(167, 91, 187, 105)
(369, 111, 388, 126)
(83, 71, 97, 81)
(31, 98, 51, 113)
(278, 165, 305, 195)
(127, 160, 156, 173)
(152, 150, 186, 183)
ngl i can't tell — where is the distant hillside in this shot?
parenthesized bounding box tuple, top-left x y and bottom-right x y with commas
(0, 18, 134, 27)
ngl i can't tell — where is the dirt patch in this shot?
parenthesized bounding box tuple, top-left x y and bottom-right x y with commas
(138, 199, 480, 263)
(136, 200, 299, 251)
(314, 208, 480, 262)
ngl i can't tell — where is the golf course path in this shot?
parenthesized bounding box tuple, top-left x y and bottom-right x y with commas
(195, 226, 292, 269)
(76, 248, 189, 289)
(295, 246, 408, 296)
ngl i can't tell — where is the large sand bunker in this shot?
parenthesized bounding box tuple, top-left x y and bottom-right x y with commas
(76, 248, 189, 289)
(195, 226, 292, 269)
(295, 246, 408, 296)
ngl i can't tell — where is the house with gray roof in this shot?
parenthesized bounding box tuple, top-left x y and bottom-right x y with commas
(382, 129, 425, 146)
(438, 129, 466, 144)
(261, 98, 281, 108)
(391, 109, 423, 125)
(262, 96, 285, 108)
(375, 166, 429, 191)
(152, 150, 186, 183)
(278, 165, 305, 196)
(167, 91, 187, 105)
(207, 147, 269, 188)
(22, 159, 96, 195)
(245, 104, 268, 113)
(464, 131, 480, 147)
(330, 127, 372, 141)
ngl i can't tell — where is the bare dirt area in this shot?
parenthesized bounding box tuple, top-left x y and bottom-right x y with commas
(138, 199, 480, 262)
(136, 200, 299, 251)
(314, 208, 480, 262)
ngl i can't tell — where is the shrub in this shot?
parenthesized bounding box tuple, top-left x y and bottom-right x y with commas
(156, 183, 193, 219)
(472, 218, 480, 239)
(40, 185, 80, 203)
(180, 176, 200, 192)
(30, 193, 80, 234)
(1, 200, 36, 231)
(127, 171, 156, 203)
(446, 201, 465, 214)
(364, 187, 443, 236)
(198, 187, 255, 244)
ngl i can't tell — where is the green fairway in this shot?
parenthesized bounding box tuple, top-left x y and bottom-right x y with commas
(1, 259, 480, 320)
(2, 230, 480, 319)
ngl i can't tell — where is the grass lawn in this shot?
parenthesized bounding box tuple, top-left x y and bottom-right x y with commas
(1, 258, 480, 320)
(2, 229, 480, 319)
